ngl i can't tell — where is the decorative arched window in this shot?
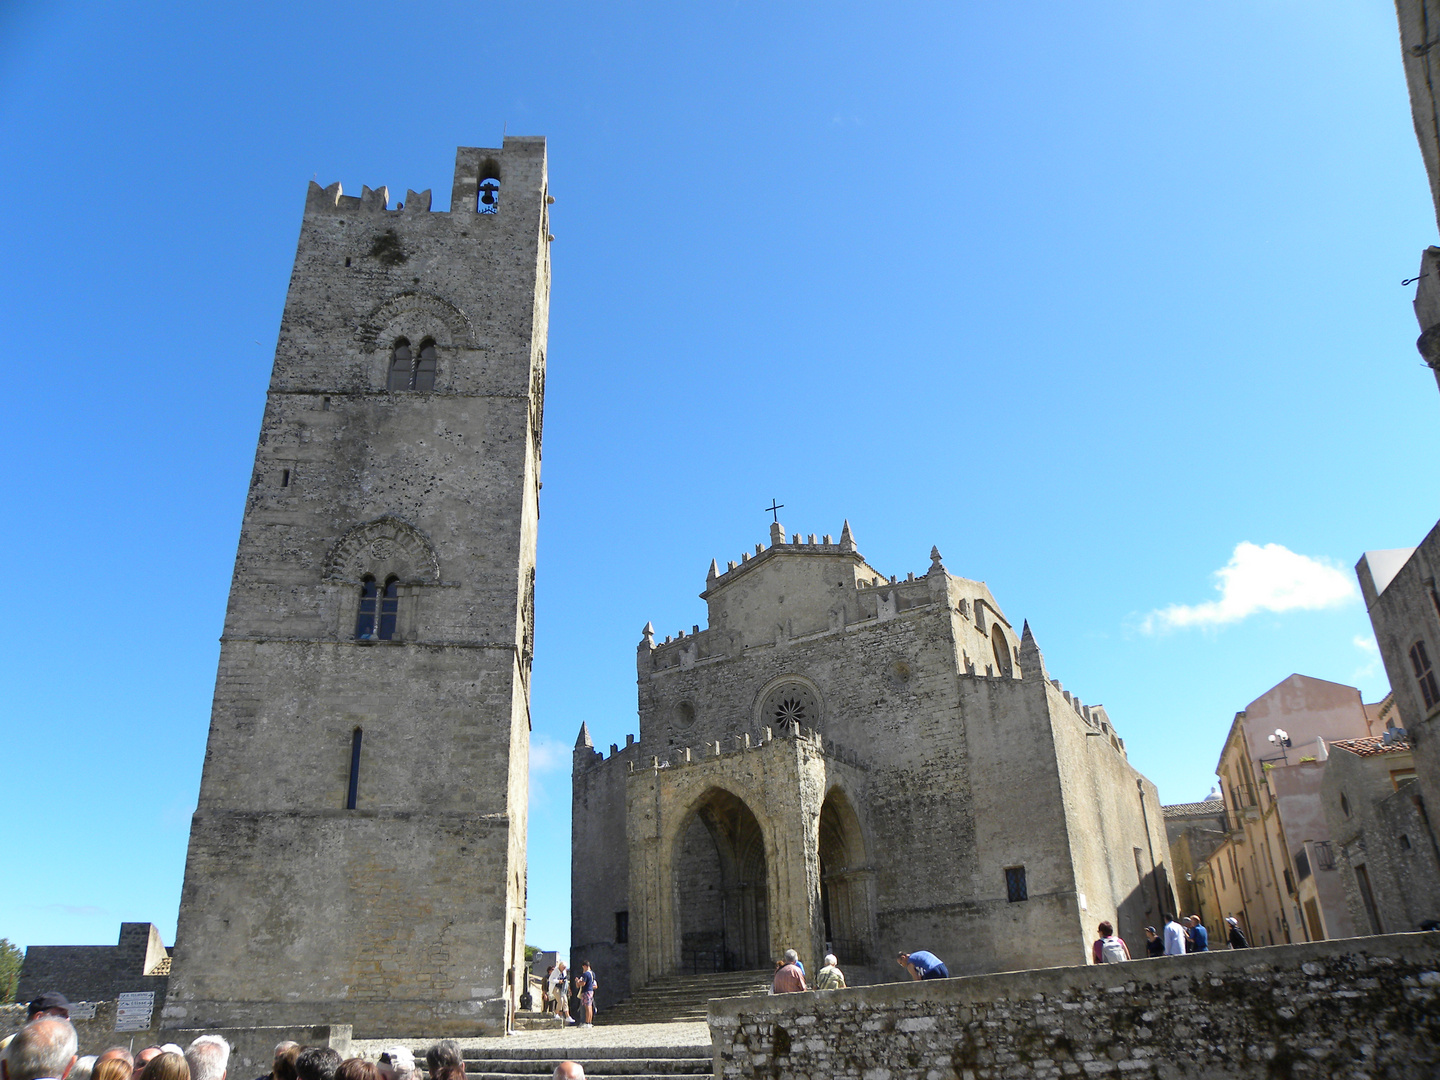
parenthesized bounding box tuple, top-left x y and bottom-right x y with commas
(354, 575, 400, 640)
(1411, 640, 1439, 710)
(387, 337, 439, 392)
(991, 623, 1013, 677)
(387, 339, 413, 391)
(414, 340, 438, 391)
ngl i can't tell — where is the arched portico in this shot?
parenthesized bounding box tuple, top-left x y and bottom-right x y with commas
(673, 787, 770, 972)
(818, 785, 876, 966)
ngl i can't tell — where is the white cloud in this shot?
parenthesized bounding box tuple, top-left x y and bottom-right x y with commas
(1142, 542, 1357, 633)
(530, 736, 570, 777)
(1353, 633, 1381, 680)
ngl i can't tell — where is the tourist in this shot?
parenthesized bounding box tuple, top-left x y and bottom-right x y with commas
(1225, 916, 1249, 949)
(138, 1054, 188, 1080)
(70, 1058, 96, 1080)
(134, 1050, 163, 1078)
(1091, 921, 1130, 963)
(549, 962, 570, 1021)
(1161, 913, 1186, 957)
(424, 1043, 463, 1080)
(1186, 916, 1209, 952)
(94, 1052, 132, 1075)
(332, 1062, 377, 1080)
(897, 950, 949, 980)
(812, 954, 846, 990)
(575, 961, 598, 1027)
(1143, 927, 1164, 958)
(375, 1048, 414, 1080)
(552, 1065, 584, 1080)
(771, 950, 807, 994)
(92, 1058, 132, 1080)
(294, 1049, 338, 1080)
(25, 995, 71, 1024)
(258, 1045, 297, 1080)
(542, 965, 555, 1013)
(1, 1017, 78, 1080)
(185, 1037, 229, 1080)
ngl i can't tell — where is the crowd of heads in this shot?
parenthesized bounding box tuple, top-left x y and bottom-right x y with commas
(0, 993, 550, 1080)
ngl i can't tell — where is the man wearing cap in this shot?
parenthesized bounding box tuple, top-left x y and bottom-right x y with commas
(26, 995, 70, 1023)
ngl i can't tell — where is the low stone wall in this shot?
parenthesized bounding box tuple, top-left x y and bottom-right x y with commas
(708, 933, 1440, 1080)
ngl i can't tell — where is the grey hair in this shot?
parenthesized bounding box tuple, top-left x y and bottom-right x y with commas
(186, 1036, 231, 1080)
(424, 1042, 463, 1075)
(6, 1018, 79, 1080)
(273, 1043, 299, 1060)
(824, 954, 837, 967)
(70, 1056, 97, 1080)
(783, 949, 799, 963)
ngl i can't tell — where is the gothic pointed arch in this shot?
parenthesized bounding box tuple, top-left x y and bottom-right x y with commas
(324, 516, 442, 584)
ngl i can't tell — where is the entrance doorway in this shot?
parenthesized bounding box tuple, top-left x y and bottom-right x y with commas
(674, 789, 769, 973)
(819, 788, 872, 966)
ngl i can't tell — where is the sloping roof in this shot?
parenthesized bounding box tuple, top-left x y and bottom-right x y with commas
(1330, 734, 1412, 757)
(1163, 801, 1228, 817)
(1363, 548, 1417, 596)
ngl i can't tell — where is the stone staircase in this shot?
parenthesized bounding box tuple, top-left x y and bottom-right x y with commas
(461, 1044, 712, 1080)
(593, 969, 772, 1026)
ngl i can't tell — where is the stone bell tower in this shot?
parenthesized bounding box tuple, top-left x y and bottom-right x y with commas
(163, 139, 551, 1037)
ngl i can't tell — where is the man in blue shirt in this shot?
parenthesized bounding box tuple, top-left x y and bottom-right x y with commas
(1162, 914, 1187, 957)
(897, 950, 949, 980)
(1186, 916, 1209, 952)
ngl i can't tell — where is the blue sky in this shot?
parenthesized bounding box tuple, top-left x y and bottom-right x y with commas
(2, 2, 1437, 965)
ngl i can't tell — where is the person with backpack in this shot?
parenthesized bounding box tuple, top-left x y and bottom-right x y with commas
(1225, 916, 1249, 949)
(1091, 921, 1131, 963)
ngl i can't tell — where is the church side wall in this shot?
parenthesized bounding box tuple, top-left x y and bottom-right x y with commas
(571, 745, 636, 1009)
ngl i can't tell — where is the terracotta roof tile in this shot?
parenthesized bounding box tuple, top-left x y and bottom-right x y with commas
(1330, 734, 1411, 757)
(1163, 801, 1227, 816)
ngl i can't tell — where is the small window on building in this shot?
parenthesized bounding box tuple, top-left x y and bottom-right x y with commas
(1005, 866, 1028, 902)
(387, 339, 413, 391)
(378, 576, 399, 640)
(991, 623, 1013, 677)
(1400, 834, 1413, 850)
(1340, 792, 1351, 818)
(414, 340, 438, 392)
(615, 910, 629, 944)
(355, 576, 379, 638)
(346, 727, 363, 810)
(1410, 640, 1439, 710)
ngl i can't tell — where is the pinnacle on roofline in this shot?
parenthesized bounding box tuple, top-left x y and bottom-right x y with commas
(575, 721, 593, 749)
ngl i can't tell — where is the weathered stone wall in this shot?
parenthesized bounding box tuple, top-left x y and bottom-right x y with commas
(571, 732, 638, 1010)
(709, 933, 1440, 1080)
(167, 139, 550, 1037)
(16, 924, 170, 1005)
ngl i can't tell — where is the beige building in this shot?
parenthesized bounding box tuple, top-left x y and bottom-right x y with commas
(164, 142, 551, 1037)
(572, 520, 1172, 1005)
(1199, 675, 1381, 947)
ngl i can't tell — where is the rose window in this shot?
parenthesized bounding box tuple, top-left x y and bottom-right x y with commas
(761, 682, 821, 729)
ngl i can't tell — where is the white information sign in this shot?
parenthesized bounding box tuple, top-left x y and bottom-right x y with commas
(114, 991, 155, 1032)
(68, 1002, 98, 1020)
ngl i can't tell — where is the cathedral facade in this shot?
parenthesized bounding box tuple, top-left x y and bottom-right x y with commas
(573, 520, 1172, 999)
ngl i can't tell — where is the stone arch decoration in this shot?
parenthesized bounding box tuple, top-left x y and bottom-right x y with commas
(357, 291, 476, 351)
(324, 516, 441, 584)
(753, 674, 825, 730)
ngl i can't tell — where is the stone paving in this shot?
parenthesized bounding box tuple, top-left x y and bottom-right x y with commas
(352, 1020, 710, 1055)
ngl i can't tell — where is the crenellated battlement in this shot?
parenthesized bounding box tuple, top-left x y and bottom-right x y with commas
(305, 181, 437, 215)
(626, 719, 866, 775)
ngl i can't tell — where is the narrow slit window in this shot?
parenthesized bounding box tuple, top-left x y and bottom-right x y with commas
(1005, 866, 1028, 903)
(378, 576, 400, 640)
(1411, 640, 1440, 710)
(387, 339, 413, 391)
(355, 576, 378, 639)
(414, 340, 437, 392)
(347, 727, 363, 809)
(281, 468, 290, 487)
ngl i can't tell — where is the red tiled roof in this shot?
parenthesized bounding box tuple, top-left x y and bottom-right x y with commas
(1163, 801, 1227, 816)
(1330, 734, 1411, 757)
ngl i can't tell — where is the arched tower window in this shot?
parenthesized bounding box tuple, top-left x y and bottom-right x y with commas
(379, 576, 400, 640)
(387, 339, 413, 391)
(355, 576, 379, 638)
(478, 163, 500, 214)
(414, 340, 438, 392)
(354, 575, 400, 641)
